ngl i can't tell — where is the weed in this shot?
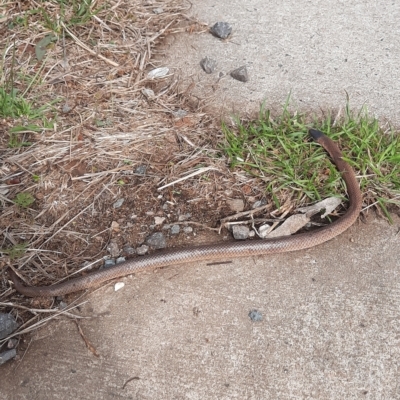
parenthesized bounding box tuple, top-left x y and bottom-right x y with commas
(0, 244, 27, 260)
(14, 192, 35, 208)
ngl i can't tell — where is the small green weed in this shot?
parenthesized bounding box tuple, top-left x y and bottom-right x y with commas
(0, 244, 27, 260)
(222, 103, 400, 213)
(14, 192, 35, 208)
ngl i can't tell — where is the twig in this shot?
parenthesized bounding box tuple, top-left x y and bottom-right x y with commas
(61, 21, 119, 67)
(158, 167, 218, 191)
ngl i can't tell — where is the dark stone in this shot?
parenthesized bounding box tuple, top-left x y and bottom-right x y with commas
(230, 66, 249, 82)
(200, 57, 217, 74)
(145, 232, 167, 249)
(210, 22, 232, 39)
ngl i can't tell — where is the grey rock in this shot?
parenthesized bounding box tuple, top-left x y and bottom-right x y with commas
(59, 301, 68, 310)
(170, 225, 180, 235)
(0, 313, 18, 340)
(116, 257, 126, 264)
(253, 199, 267, 208)
(104, 259, 116, 268)
(232, 225, 250, 240)
(248, 309, 263, 322)
(258, 224, 271, 238)
(135, 165, 147, 175)
(136, 245, 149, 255)
(183, 226, 193, 234)
(142, 88, 155, 99)
(210, 22, 232, 39)
(113, 198, 124, 209)
(62, 103, 72, 113)
(230, 66, 249, 82)
(172, 109, 187, 118)
(107, 241, 120, 258)
(178, 213, 191, 222)
(154, 216, 166, 225)
(146, 232, 167, 249)
(200, 57, 217, 74)
(123, 246, 136, 256)
(0, 349, 16, 365)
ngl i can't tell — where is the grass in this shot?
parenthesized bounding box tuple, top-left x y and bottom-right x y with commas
(222, 103, 400, 216)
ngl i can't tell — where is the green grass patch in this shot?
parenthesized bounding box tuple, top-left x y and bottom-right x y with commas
(0, 244, 28, 260)
(14, 192, 35, 208)
(222, 104, 400, 212)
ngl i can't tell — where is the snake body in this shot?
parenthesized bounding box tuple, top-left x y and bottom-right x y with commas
(9, 129, 362, 297)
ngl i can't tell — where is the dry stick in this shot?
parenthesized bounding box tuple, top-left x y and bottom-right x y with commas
(0, 302, 88, 319)
(157, 167, 218, 191)
(61, 21, 119, 67)
(219, 203, 272, 229)
(0, 302, 87, 346)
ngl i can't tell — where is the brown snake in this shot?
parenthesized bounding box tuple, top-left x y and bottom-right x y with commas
(9, 129, 362, 297)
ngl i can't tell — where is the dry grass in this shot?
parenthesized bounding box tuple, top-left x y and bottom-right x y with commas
(0, 0, 270, 347)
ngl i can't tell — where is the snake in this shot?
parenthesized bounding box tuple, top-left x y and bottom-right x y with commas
(9, 129, 362, 297)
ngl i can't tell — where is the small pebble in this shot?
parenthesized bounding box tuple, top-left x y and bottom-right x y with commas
(142, 88, 155, 99)
(172, 109, 187, 118)
(104, 259, 116, 268)
(170, 224, 180, 235)
(210, 22, 232, 39)
(248, 309, 263, 322)
(0, 349, 16, 365)
(0, 314, 19, 340)
(136, 245, 149, 255)
(114, 282, 125, 291)
(183, 226, 193, 234)
(178, 213, 191, 222)
(147, 67, 169, 79)
(62, 103, 72, 113)
(230, 66, 249, 82)
(135, 165, 147, 175)
(116, 257, 126, 264)
(146, 232, 167, 249)
(6, 338, 17, 349)
(200, 57, 217, 74)
(154, 216, 166, 225)
(111, 221, 120, 232)
(107, 241, 120, 258)
(252, 199, 266, 208)
(113, 198, 124, 209)
(232, 225, 250, 240)
(59, 301, 68, 310)
(123, 246, 136, 256)
(258, 224, 271, 238)
(227, 199, 245, 212)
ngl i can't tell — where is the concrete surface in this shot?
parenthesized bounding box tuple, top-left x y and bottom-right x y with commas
(2, 1, 400, 399)
(165, 0, 400, 123)
(1, 215, 400, 399)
